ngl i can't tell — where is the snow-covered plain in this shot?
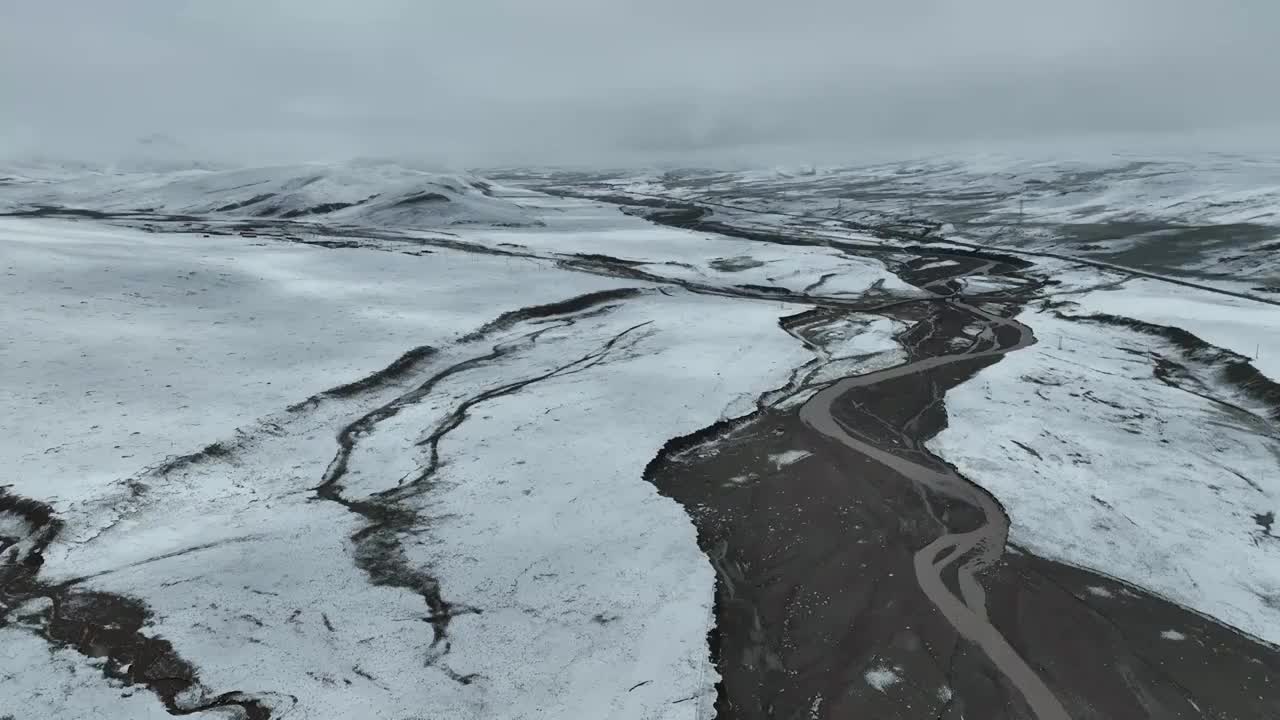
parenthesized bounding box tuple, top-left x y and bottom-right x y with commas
(530, 153, 1280, 284)
(0, 216, 626, 512)
(10, 289, 809, 720)
(518, 163, 1280, 647)
(1, 170, 926, 718)
(452, 192, 923, 302)
(930, 304, 1280, 645)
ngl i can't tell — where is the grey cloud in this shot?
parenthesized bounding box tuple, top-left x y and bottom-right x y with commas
(3, 0, 1279, 166)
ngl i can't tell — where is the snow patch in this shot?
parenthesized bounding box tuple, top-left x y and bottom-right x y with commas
(864, 665, 902, 692)
(0, 216, 630, 511)
(770, 450, 813, 469)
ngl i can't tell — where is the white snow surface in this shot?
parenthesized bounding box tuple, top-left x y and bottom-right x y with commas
(930, 306, 1280, 645)
(864, 666, 903, 692)
(769, 450, 813, 468)
(0, 630, 181, 720)
(1074, 277, 1280, 381)
(0, 174, 924, 718)
(537, 153, 1280, 283)
(458, 193, 922, 301)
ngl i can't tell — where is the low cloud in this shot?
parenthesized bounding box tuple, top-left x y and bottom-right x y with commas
(4, 0, 1279, 166)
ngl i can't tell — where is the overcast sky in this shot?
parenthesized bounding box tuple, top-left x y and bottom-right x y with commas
(4, 1, 1279, 166)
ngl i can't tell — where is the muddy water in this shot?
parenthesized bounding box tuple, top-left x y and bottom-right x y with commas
(799, 300, 1070, 720)
(647, 256, 1280, 719)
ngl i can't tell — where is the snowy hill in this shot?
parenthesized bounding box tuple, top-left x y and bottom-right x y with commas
(0, 162, 539, 228)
